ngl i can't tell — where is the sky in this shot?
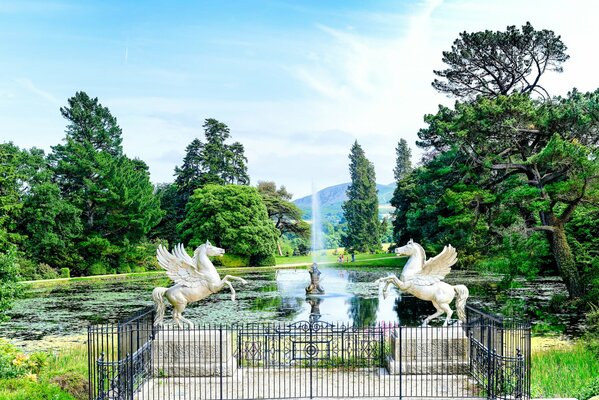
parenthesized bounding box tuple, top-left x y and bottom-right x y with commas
(2, 0, 599, 199)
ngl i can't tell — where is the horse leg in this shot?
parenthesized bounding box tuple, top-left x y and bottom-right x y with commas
(422, 301, 444, 327)
(173, 302, 188, 329)
(440, 303, 453, 327)
(222, 275, 248, 285)
(210, 280, 237, 301)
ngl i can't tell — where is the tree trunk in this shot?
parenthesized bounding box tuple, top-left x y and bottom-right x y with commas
(277, 241, 283, 257)
(550, 226, 584, 298)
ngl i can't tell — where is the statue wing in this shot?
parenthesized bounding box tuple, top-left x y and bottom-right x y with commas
(415, 245, 457, 284)
(156, 245, 209, 288)
(172, 243, 195, 267)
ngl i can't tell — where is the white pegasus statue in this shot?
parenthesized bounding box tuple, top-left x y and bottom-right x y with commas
(152, 241, 247, 327)
(376, 239, 469, 327)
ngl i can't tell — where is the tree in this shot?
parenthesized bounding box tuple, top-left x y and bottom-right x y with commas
(417, 92, 599, 298)
(257, 181, 309, 255)
(0, 248, 21, 321)
(50, 92, 162, 274)
(150, 183, 183, 246)
(342, 141, 381, 253)
(179, 185, 278, 265)
(393, 139, 412, 181)
(433, 22, 569, 99)
(175, 119, 250, 198)
(0, 143, 27, 252)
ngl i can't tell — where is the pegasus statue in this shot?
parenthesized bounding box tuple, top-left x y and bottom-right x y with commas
(152, 241, 247, 327)
(376, 239, 469, 326)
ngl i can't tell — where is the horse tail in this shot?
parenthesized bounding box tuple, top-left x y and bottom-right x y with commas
(152, 287, 168, 326)
(453, 284, 469, 322)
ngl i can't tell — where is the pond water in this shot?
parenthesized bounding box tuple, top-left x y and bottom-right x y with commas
(0, 265, 582, 349)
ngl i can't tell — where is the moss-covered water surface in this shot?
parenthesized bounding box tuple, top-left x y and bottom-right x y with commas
(0, 266, 582, 350)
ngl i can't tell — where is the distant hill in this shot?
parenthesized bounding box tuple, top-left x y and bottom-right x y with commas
(294, 183, 396, 221)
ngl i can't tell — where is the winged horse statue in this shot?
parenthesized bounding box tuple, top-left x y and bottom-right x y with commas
(152, 241, 247, 327)
(376, 239, 469, 326)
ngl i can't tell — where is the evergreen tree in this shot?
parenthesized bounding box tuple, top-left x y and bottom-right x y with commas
(174, 119, 249, 201)
(433, 22, 569, 99)
(50, 92, 162, 274)
(342, 141, 381, 253)
(174, 138, 205, 203)
(393, 139, 412, 181)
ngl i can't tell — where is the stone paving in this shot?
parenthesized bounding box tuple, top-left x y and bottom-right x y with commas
(134, 369, 483, 400)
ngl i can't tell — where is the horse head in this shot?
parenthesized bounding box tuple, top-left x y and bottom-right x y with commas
(199, 240, 225, 257)
(394, 239, 420, 257)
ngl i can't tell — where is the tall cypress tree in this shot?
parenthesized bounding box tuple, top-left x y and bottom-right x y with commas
(342, 141, 381, 253)
(393, 139, 412, 181)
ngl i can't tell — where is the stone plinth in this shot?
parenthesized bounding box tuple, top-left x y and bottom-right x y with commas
(387, 327, 468, 375)
(152, 328, 236, 377)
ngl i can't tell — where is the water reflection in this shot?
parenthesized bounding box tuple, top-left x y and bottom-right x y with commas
(276, 268, 403, 325)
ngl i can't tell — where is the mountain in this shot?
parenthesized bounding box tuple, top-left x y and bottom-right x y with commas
(294, 182, 396, 221)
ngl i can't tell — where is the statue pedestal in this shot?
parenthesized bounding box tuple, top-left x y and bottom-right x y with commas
(386, 327, 468, 375)
(152, 328, 236, 377)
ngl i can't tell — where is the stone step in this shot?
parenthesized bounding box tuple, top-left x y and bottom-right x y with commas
(153, 357, 237, 377)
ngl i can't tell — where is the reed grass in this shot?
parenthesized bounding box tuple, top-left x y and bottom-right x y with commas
(531, 340, 599, 398)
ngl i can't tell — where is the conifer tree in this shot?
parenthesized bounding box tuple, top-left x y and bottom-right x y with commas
(393, 139, 412, 181)
(342, 141, 381, 253)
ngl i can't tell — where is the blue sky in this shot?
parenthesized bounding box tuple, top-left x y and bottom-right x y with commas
(2, 0, 599, 198)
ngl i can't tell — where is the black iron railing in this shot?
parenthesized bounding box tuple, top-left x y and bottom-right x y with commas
(88, 305, 530, 400)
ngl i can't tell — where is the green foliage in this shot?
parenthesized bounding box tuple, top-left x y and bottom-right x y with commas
(47, 92, 163, 274)
(433, 22, 568, 99)
(0, 249, 21, 321)
(0, 338, 48, 379)
(393, 138, 412, 181)
(0, 143, 29, 252)
(150, 183, 183, 246)
(60, 268, 70, 278)
(576, 377, 599, 400)
(413, 91, 599, 297)
(210, 253, 250, 267)
(342, 141, 381, 253)
(257, 181, 309, 246)
(179, 184, 278, 260)
(174, 119, 250, 199)
(0, 377, 77, 400)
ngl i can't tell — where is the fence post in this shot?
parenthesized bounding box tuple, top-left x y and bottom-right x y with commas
(220, 325, 224, 400)
(398, 326, 402, 400)
(487, 324, 493, 400)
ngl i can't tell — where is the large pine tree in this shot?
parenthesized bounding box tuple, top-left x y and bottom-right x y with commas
(50, 91, 162, 274)
(174, 118, 249, 200)
(342, 141, 381, 253)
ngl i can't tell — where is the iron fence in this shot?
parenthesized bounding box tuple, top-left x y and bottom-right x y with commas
(89, 306, 530, 400)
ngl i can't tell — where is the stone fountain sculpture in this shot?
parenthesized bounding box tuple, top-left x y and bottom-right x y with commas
(376, 239, 469, 326)
(152, 241, 247, 327)
(305, 263, 325, 294)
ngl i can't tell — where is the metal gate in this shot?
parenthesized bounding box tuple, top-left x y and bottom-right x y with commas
(88, 306, 530, 400)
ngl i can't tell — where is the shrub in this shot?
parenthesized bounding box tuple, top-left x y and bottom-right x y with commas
(37, 263, 59, 280)
(89, 263, 107, 276)
(0, 339, 48, 379)
(212, 254, 251, 267)
(60, 268, 70, 278)
(250, 254, 276, 267)
(50, 371, 88, 400)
